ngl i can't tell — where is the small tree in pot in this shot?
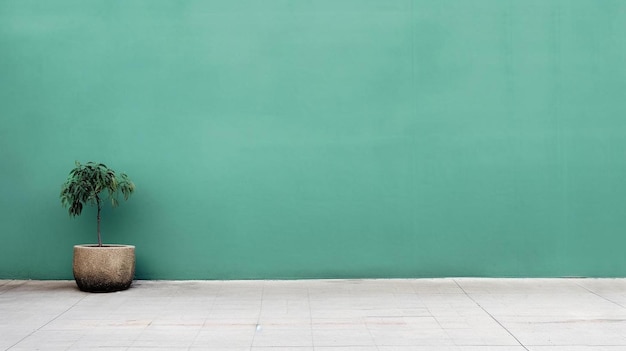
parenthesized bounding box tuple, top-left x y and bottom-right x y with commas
(60, 161, 136, 292)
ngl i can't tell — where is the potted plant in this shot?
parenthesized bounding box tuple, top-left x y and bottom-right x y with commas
(60, 161, 136, 292)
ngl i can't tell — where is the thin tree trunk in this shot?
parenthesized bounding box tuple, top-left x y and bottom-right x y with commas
(96, 196, 102, 247)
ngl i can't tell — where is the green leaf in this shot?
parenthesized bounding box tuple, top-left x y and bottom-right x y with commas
(59, 161, 134, 219)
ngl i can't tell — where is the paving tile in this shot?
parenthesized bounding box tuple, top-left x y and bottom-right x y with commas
(366, 316, 441, 330)
(499, 316, 626, 346)
(127, 348, 189, 351)
(315, 347, 378, 351)
(202, 317, 259, 327)
(193, 329, 255, 347)
(70, 336, 136, 348)
(2, 279, 626, 350)
(474, 295, 624, 319)
(528, 347, 626, 351)
(312, 317, 366, 331)
(434, 315, 498, 329)
(131, 333, 199, 348)
(379, 348, 528, 351)
(0, 333, 28, 350)
(190, 348, 250, 351)
(69, 347, 128, 351)
(150, 317, 206, 327)
(252, 327, 313, 347)
(257, 317, 311, 329)
(446, 328, 520, 346)
(253, 348, 314, 351)
(378, 347, 461, 351)
(370, 327, 455, 346)
(575, 279, 626, 308)
(260, 299, 311, 319)
(7, 333, 79, 349)
(576, 279, 626, 292)
(312, 328, 375, 347)
(412, 279, 465, 294)
(455, 278, 581, 294)
(457, 347, 528, 351)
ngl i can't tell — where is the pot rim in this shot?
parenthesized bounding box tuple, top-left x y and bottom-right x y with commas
(74, 244, 135, 249)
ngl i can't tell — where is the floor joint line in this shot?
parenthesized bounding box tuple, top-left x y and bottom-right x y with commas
(7, 289, 88, 350)
(576, 281, 626, 309)
(453, 279, 530, 351)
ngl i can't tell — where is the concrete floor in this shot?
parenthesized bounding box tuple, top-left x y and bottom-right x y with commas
(1, 279, 626, 351)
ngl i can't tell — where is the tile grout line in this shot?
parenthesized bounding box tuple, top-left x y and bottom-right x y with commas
(191, 287, 220, 348)
(575, 281, 626, 309)
(129, 315, 154, 348)
(250, 281, 265, 348)
(453, 279, 530, 351)
(307, 284, 316, 350)
(362, 307, 381, 351)
(6, 290, 89, 350)
(412, 282, 457, 347)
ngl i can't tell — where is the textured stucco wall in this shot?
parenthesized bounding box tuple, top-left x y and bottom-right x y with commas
(1, 0, 625, 279)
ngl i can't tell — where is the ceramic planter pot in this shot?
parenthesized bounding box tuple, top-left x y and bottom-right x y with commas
(73, 244, 135, 292)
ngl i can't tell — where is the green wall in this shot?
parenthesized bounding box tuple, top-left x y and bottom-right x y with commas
(2, 0, 626, 279)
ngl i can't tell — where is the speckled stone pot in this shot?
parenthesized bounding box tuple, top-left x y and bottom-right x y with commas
(73, 245, 135, 292)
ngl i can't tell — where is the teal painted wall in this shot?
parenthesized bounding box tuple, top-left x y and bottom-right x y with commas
(2, 1, 626, 279)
